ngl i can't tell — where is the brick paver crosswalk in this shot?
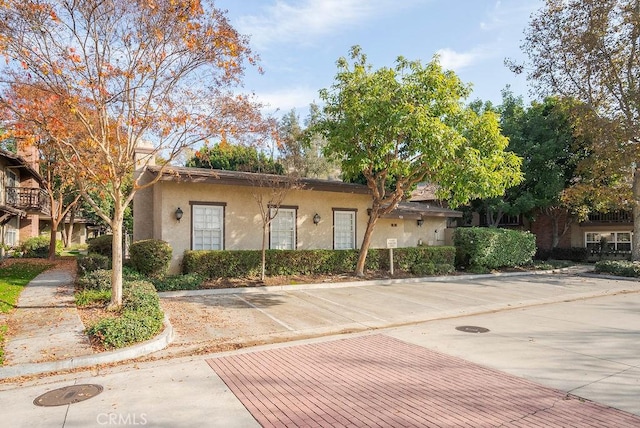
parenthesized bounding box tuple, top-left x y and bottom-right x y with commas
(207, 334, 640, 427)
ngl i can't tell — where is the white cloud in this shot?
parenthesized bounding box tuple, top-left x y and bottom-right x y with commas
(257, 86, 320, 114)
(236, 0, 416, 49)
(435, 47, 492, 71)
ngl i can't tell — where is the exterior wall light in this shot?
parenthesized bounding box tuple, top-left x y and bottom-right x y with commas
(175, 207, 184, 222)
(417, 218, 424, 227)
(313, 213, 321, 225)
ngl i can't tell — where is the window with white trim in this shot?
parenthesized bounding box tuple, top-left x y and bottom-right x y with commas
(270, 207, 296, 250)
(334, 210, 356, 249)
(192, 205, 224, 250)
(585, 232, 632, 252)
(3, 218, 18, 247)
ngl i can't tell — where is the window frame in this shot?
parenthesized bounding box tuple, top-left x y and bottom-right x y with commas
(333, 208, 357, 250)
(585, 231, 632, 252)
(190, 202, 226, 251)
(269, 205, 297, 250)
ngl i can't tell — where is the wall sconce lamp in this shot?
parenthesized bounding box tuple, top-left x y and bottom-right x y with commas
(417, 218, 424, 227)
(313, 213, 321, 225)
(175, 207, 184, 222)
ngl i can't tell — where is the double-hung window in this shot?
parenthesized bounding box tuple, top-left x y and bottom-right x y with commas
(192, 204, 224, 250)
(334, 209, 356, 249)
(270, 207, 296, 250)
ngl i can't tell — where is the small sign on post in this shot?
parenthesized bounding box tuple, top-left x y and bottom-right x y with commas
(387, 239, 397, 275)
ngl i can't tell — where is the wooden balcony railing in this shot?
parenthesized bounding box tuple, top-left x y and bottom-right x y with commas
(586, 210, 632, 223)
(5, 187, 50, 214)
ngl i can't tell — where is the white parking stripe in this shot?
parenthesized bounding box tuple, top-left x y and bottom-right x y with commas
(234, 295, 295, 331)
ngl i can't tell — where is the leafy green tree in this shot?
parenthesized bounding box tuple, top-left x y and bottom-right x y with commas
(187, 143, 285, 175)
(515, 0, 640, 259)
(278, 104, 339, 179)
(316, 47, 523, 276)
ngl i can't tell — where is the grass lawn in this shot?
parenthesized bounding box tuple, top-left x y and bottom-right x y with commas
(0, 261, 52, 364)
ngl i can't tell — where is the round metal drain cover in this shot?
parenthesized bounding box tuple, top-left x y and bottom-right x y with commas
(34, 384, 103, 407)
(456, 325, 490, 333)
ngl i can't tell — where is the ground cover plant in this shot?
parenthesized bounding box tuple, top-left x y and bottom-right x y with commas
(594, 260, 640, 278)
(0, 260, 51, 364)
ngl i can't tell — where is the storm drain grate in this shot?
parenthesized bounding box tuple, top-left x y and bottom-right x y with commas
(34, 384, 103, 407)
(456, 325, 490, 333)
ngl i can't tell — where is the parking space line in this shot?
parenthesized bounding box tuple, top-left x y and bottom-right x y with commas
(234, 295, 295, 331)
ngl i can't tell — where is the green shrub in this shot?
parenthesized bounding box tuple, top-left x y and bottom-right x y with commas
(550, 247, 589, 262)
(75, 289, 111, 307)
(87, 235, 113, 257)
(86, 280, 163, 349)
(182, 247, 456, 278)
(76, 269, 112, 291)
(20, 235, 63, 258)
(77, 253, 111, 275)
(87, 310, 164, 349)
(594, 260, 640, 277)
(129, 239, 172, 277)
(454, 227, 536, 270)
(152, 273, 204, 292)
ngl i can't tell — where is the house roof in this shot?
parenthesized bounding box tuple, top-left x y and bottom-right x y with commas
(147, 166, 463, 219)
(0, 148, 45, 186)
(147, 166, 372, 194)
(381, 202, 462, 219)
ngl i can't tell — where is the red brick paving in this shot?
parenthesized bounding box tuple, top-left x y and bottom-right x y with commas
(207, 334, 640, 427)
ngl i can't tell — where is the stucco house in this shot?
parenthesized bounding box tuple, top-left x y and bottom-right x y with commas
(0, 148, 50, 252)
(133, 151, 462, 274)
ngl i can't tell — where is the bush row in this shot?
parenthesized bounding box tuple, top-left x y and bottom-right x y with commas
(19, 235, 63, 258)
(182, 247, 456, 278)
(535, 247, 589, 262)
(454, 227, 536, 270)
(594, 260, 640, 277)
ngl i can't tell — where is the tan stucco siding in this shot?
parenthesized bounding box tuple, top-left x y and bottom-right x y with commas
(143, 180, 454, 273)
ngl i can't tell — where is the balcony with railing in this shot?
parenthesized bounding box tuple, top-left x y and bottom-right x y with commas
(5, 187, 50, 215)
(585, 210, 632, 224)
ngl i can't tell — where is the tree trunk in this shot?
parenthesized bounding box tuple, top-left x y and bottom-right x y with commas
(551, 216, 559, 249)
(261, 223, 267, 281)
(109, 209, 124, 309)
(355, 209, 379, 277)
(48, 218, 60, 260)
(64, 206, 77, 248)
(633, 166, 640, 261)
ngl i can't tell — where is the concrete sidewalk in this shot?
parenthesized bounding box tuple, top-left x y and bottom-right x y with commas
(2, 266, 91, 365)
(0, 289, 639, 427)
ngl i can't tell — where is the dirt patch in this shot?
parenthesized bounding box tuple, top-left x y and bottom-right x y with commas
(200, 270, 417, 289)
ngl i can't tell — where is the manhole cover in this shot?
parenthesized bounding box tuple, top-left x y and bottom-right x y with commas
(456, 326, 490, 333)
(34, 384, 103, 407)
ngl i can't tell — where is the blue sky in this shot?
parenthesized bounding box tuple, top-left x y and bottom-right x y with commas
(214, 0, 542, 118)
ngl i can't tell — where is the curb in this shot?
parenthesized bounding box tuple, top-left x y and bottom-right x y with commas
(0, 315, 174, 380)
(159, 267, 589, 298)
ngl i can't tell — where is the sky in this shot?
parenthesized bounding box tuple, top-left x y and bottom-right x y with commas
(214, 0, 544, 119)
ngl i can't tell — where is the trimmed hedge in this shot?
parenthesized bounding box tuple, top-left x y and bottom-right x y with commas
(87, 235, 113, 257)
(535, 247, 589, 262)
(454, 227, 536, 270)
(77, 253, 111, 275)
(86, 280, 164, 349)
(20, 235, 63, 258)
(129, 239, 172, 277)
(594, 260, 640, 277)
(182, 247, 456, 278)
